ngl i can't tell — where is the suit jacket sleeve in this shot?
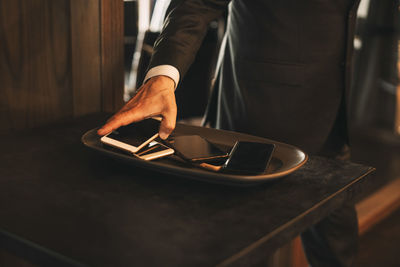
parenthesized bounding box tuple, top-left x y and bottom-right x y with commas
(147, 0, 230, 81)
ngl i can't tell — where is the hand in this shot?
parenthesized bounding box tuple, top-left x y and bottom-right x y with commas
(97, 75, 177, 139)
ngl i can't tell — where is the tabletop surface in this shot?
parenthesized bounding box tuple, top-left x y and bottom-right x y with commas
(0, 114, 375, 267)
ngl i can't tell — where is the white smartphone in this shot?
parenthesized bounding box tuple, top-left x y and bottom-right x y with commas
(100, 118, 160, 154)
(134, 141, 174, 161)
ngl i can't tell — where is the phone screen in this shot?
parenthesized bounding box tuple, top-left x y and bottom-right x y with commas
(106, 119, 160, 147)
(167, 135, 228, 162)
(223, 141, 275, 174)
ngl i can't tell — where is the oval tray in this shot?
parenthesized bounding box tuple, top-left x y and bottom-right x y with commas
(82, 123, 308, 186)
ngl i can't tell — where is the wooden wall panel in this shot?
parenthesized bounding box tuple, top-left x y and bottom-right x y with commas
(0, 0, 73, 131)
(100, 0, 124, 112)
(0, 0, 124, 132)
(70, 0, 102, 116)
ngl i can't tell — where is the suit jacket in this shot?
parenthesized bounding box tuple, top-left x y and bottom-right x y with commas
(149, 0, 360, 154)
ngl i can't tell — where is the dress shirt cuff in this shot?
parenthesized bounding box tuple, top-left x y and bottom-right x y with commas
(144, 65, 180, 89)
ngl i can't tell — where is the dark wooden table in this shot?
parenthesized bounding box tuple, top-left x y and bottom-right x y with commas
(0, 114, 375, 267)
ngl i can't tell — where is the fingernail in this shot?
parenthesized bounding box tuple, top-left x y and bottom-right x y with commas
(159, 132, 168, 140)
(97, 128, 105, 135)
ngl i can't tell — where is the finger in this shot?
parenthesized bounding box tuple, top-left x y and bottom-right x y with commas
(159, 109, 177, 140)
(97, 109, 145, 135)
(97, 117, 122, 136)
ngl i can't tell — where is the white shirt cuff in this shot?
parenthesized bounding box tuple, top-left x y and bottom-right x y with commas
(144, 65, 180, 89)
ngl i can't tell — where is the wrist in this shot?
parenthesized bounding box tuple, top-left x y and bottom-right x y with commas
(148, 75, 176, 90)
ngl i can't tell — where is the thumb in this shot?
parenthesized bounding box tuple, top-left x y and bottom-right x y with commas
(159, 113, 176, 140)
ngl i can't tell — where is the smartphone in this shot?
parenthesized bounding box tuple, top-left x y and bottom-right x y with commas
(134, 141, 174, 161)
(100, 118, 160, 154)
(222, 141, 275, 174)
(165, 135, 228, 162)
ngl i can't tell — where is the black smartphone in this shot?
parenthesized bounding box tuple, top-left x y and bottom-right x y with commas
(222, 141, 275, 174)
(165, 135, 228, 162)
(100, 118, 160, 154)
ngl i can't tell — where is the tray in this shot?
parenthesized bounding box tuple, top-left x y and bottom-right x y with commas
(82, 123, 308, 186)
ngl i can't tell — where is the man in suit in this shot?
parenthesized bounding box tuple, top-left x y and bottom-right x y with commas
(98, 0, 361, 266)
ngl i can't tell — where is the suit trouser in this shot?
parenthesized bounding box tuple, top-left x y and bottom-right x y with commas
(300, 146, 358, 267)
